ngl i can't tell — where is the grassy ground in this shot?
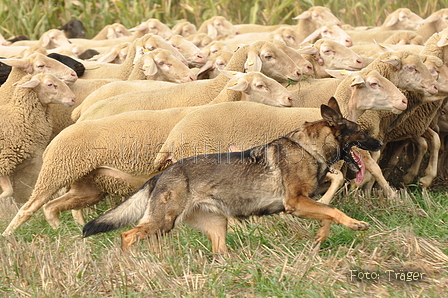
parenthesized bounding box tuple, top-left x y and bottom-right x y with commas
(1, 186, 447, 297)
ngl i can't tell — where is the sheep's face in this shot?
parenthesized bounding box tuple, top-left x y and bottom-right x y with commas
(227, 72, 293, 107)
(349, 71, 407, 115)
(16, 73, 76, 107)
(248, 42, 302, 83)
(294, 6, 342, 27)
(316, 41, 363, 71)
(211, 16, 239, 36)
(380, 53, 438, 96)
(142, 50, 196, 83)
(12, 53, 78, 85)
(319, 24, 353, 47)
(384, 8, 424, 31)
(422, 57, 448, 96)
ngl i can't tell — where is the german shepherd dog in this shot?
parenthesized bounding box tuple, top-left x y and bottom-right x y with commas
(83, 98, 382, 254)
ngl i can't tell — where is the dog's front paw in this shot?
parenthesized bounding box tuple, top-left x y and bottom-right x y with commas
(347, 220, 370, 231)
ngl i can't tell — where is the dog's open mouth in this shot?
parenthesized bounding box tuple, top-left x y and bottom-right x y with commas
(346, 148, 365, 184)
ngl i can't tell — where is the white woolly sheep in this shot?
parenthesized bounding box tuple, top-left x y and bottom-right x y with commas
(130, 18, 173, 39)
(0, 73, 76, 200)
(77, 33, 188, 80)
(9, 29, 71, 50)
(150, 70, 406, 204)
(384, 31, 424, 45)
(373, 36, 448, 188)
(234, 6, 342, 34)
(196, 16, 239, 39)
(200, 41, 233, 58)
(416, 8, 448, 42)
(196, 50, 234, 80)
(345, 8, 424, 45)
(91, 23, 132, 40)
(71, 48, 197, 121)
(185, 33, 214, 48)
(77, 40, 303, 121)
(2, 69, 298, 232)
(171, 21, 197, 37)
(88, 42, 131, 63)
(166, 35, 206, 67)
(0, 53, 78, 99)
(300, 39, 364, 78)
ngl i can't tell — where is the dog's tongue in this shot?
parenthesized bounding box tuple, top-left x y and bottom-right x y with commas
(351, 149, 365, 184)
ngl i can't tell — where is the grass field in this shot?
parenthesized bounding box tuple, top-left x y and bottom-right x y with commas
(1, 185, 447, 297)
(1, 1, 448, 297)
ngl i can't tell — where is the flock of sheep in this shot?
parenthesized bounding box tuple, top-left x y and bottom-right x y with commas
(0, 6, 447, 237)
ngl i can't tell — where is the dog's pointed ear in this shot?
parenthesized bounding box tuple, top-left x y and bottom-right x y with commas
(321, 98, 344, 126)
(326, 97, 342, 115)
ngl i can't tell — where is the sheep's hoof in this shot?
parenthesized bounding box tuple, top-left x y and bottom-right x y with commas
(402, 173, 415, 185)
(419, 176, 433, 189)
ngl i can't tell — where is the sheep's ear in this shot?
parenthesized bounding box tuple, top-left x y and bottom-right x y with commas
(380, 56, 402, 70)
(96, 50, 120, 63)
(437, 33, 448, 47)
(374, 40, 394, 52)
(142, 58, 158, 76)
(349, 75, 366, 87)
(106, 28, 116, 39)
(13, 78, 41, 88)
(207, 24, 218, 39)
(384, 15, 398, 27)
(0, 58, 33, 73)
(40, 33, 51, 48)
(422, 14, 440, 24)
(299, 28, 322, 45)
(227, 77, 250, 92)
(244, 51, 262, 72)
(220, 69, 245, 79)
(325, 69, 357, 79)
(293, 11, 311, 20)
(296, 45, 318, 55)
(196, 60, 214, 78)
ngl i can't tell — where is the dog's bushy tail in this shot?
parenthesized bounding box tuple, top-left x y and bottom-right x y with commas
(82, 174, 160, 237)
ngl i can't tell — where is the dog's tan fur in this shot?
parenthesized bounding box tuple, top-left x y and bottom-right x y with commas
(83, 98, 383, 254)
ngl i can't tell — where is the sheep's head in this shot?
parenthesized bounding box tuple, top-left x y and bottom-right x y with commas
(1, 53, 78, 85)
(242, 41, 302, 84)
(14, 73, 76, 107)
(378, 51, 438, 96)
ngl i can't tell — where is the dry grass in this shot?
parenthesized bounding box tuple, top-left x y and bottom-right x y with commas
(1, 187, 447, 297)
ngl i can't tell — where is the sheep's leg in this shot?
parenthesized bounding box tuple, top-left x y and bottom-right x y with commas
(185, 209, 229, 255)
(2, 190, 54, 236)
(317, 171, 344, 204)
(438, 134, 448, 176)
(43, 177, 106, 228)
(0, 176, 13, 199)
(382, 141, 408, 180)
(403, 136, 427, 185)
(419, 128, 440, 188)
(359, 150, 397, 198)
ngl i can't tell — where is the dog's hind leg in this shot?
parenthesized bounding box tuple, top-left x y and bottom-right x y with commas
(43, 177, 106, 228)
(121, 189, 186, 250)
(285, 194, 370, 241)
(184, 209, 229, 255)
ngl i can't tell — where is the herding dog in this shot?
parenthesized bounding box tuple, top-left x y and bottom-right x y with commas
(83, 98, 383, 254)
